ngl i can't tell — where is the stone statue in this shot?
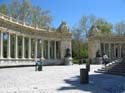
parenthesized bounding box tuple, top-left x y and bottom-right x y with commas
(57, 21, 70, 33)
(64, 48, 71, 57)
(64, 48, 73, 65)
(96, 50, 102, 57)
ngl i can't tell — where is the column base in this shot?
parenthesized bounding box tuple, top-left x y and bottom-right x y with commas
(28, 57, 32, 59)
(0, 57, 4, 59)
(7, 57, 11, 59)
(41, 57, 45, 60)
(15, 57, 18, 59)
(64, 57, 73, 65)
(22, 57, 26, 59)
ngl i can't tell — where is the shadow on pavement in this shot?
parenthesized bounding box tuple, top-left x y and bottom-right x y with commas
(58, 73, 125, 93)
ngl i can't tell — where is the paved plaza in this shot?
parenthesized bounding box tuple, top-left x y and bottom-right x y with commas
(0, 65, 125, 93)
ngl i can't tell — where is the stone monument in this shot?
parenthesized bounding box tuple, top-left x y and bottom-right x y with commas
(64, 48, 73, 65)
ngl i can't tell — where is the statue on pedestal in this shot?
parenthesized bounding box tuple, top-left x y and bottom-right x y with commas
(64, 48, 73, 65)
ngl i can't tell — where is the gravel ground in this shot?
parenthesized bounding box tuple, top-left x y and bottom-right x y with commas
(0, 64, 125, 93)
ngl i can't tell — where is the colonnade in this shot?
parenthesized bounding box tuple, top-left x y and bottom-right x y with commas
(0, 31, 61, 60)
(100, 43, 123, 58)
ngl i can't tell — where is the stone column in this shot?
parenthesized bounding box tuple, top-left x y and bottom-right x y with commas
(119, 43, 121, 58)
(0, 32, 3, 58)
(114, 44, 116, 58)
(103, 43, 105, 54)
(101, 43, 103, 55)
(41, 40, 44, 59)
(54, 41, 57, 60)
(112, 44, 114, 58)
(7, 33, 11, 59)
(35, 39, 37, 58)
(22, 36, 25, 59)
(15, 35, 18, 59)
(69, 40, 72, 57)
(118, 45, 120, 58)
(28, 37, 31, 59)
(108, 43, 111, 58)
(48, 40, 50, 59)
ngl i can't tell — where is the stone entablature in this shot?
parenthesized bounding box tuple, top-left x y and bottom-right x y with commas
(89, 33, 125, 43)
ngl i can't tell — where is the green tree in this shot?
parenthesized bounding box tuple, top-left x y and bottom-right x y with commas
(72, 24, 88, 59)
(73, 15, 96, 59)
(9, 0, 20, 19)
(94, 18, 112, 33)
(114, 21, 125, 34)
(40, 10, 52, 27)
(0, 0, 52, 27)
(19, 0, 31, 22)
(72, 39, 88, 59)
(0, 3, 8, 15)
(31, 6, 52, 27)
(80, 15, 96, 38)
(31, 6, 41, 26)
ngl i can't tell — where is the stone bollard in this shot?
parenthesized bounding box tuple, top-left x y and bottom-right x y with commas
(86, 63, 90, 72)
(38, 61, 43, 71)
(80, 69, 89, 84)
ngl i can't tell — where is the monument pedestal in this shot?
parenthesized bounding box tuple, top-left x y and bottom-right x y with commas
(95, 57, 102, 64)
(64, 57, 73, 65)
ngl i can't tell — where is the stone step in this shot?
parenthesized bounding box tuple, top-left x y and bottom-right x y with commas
(106, 71, 125, 76)
(107, 69, 125, 73)
(94, 70, 106, 73)
(95, 69, 125, 76)
(96, 67, 125, 72)
(95, 58, 125, 76)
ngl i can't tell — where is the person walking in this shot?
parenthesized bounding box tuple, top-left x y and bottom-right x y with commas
(102, 53, 109, 66)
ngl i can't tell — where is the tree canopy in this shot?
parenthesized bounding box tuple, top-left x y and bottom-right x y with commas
(94, 18, 112, 33)
(0, 0, 52, 28)
(114, 21, 125, 34)
(79, 15, 96, 38)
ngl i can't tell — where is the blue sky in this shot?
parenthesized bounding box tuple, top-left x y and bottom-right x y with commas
(0, 0, 125, 28)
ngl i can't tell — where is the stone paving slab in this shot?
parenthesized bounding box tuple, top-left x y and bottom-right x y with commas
(0, 65, 125, 93)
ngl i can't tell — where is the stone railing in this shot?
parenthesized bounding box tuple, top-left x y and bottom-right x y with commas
(0, 13, 47, 32)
